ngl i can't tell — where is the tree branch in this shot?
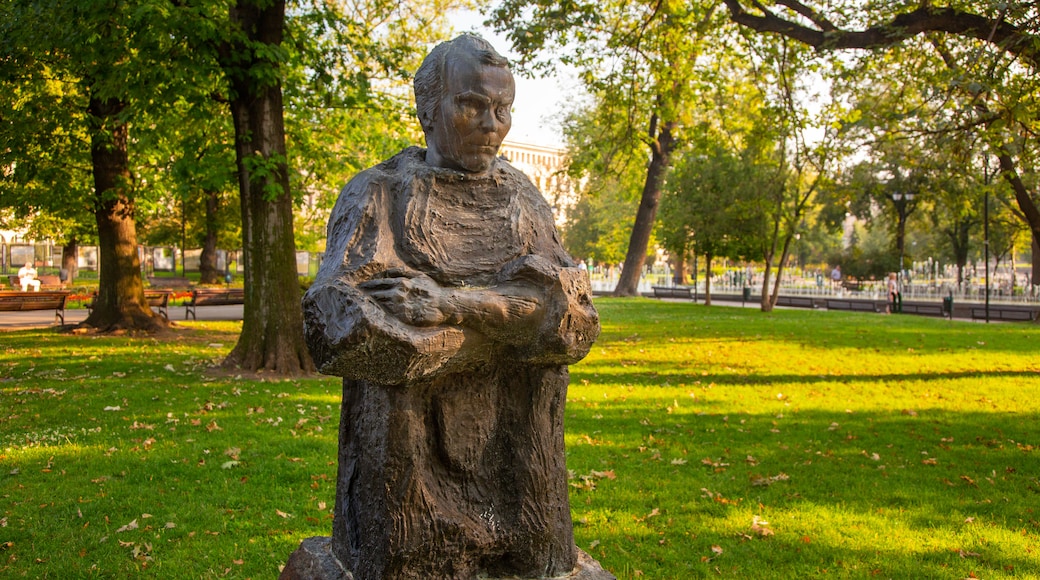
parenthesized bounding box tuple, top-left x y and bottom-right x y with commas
(722, 1, 1038, 69)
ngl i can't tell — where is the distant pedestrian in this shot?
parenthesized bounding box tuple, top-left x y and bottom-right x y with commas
(830, 265, 842, 289)
(887, 272, 899, 313)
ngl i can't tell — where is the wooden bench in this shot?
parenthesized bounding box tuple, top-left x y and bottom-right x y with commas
(900, 302, 947, 317)
(85, 290, 172, 320)
(825, 298, 882, 313)
(185, 288, 245, 320)
(970, 306, 1039, 322)
(38, 275, 64, 289)
(0, 291, 70, 324)
(7, 274, 64, 290)
(148, 277, 193, 290)
(652, 286, 694, 300)
(776, 296, 818, 309)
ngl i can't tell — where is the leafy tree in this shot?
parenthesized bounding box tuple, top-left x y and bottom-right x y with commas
(556, 98, 651, 274)
(661, 145, 760, 305)
(734, 35, 839, 311)
(722, 1, 1040, 282)
(0, 0, 206, 331)
(490, 0, 732, 296)
(187, 0, 460, 375)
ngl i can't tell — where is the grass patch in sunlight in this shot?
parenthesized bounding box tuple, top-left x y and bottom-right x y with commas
(2, 299, 1039, 578)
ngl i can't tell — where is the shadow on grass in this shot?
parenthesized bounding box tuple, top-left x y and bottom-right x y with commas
(564, 404, 1040, 578)
(572, 366, 1040, 389)
(594, 298, 1040, 355)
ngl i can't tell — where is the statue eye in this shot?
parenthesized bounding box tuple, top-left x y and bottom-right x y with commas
(495, 106, 510, 122)
(455, 96, 486, 118)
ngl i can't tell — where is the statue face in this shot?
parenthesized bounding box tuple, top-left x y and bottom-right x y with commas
(426, 52, 514, 173)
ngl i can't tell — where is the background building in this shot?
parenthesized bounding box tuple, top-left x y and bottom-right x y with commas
(499, 140, 578, 227)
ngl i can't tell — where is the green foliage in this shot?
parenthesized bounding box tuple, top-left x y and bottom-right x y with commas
(661, 145, 765, 263)
(3, 303, 1040, 577)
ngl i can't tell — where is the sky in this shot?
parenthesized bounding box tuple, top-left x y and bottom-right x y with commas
(448, 10, 576, 148)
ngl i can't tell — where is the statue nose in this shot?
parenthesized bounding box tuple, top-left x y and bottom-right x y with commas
(478, 110, 503, 133)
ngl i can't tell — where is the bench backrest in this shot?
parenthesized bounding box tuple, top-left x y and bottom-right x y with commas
(193, 288, 245, 304)
(0, 291, 69, 311)
(144, 290, 171, 306)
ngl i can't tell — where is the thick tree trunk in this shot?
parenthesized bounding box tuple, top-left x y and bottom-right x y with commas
(82, 96, 164, 332)
(199, 189, 221, 284)
(613, 116, 677, 296)
(61, 236, 78, 284)
(221, 0, 314, 376)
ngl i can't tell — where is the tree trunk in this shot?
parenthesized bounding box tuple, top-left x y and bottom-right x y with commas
(220, 0, 314, 376)
(671, 252, 685, 285)
(769, 236, 795, 310)
(199, 189, 221, 284)
(82, 95, 164, 332)
(61, 236, 79, 284)
(759, 259, 774, 313)
(704, 252, 713, 306)
(613, 115, 677, 296)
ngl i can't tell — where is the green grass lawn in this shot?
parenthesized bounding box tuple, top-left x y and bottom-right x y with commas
(2, 299, 1039, 578)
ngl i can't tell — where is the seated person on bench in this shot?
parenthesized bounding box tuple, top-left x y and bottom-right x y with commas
(18, 262, 41, 292)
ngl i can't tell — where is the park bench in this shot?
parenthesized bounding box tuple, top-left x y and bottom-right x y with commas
(0, 290, 70, 324)
(900, 302, 948, 318)
(652, 286, 694, 300)
(825, 298, 882, 313)
(7, 274, 64, 290)
(775, 296, 818, 309)
(85, 289, 172, 320)
(148, 276, 193, 290)
(970, 306, 1039, 322)
(184, 287, 245, 320)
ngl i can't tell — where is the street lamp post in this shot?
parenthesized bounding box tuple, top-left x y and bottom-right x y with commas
(892, 192, 916, 288)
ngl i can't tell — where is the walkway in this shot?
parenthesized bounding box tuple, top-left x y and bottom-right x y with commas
(0, 304, 244, 330)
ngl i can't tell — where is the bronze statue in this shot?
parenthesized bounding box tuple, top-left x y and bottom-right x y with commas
(284, 34, 609, 580)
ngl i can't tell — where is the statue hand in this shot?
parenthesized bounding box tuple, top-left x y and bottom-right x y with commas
(359, 274, 450, 327)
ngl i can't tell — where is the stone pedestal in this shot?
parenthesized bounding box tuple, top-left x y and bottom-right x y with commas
(280, 537, 615, 580)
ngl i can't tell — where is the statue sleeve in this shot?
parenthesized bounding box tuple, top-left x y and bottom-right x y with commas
(302, 170, 467, 385)
(490, 254, 600, 365)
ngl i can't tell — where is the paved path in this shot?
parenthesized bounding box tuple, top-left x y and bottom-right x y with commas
(0, 304, 245, 330)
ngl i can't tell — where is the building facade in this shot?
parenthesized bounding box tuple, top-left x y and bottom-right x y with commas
(498, 140, 578, 227)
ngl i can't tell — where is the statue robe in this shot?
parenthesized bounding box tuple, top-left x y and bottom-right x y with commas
(302, 147, 600, 579)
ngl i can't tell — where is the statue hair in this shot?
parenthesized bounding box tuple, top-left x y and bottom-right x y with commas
(414, 34, 510, 135)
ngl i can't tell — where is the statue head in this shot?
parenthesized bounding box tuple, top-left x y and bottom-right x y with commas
(414, 35, 514, 174)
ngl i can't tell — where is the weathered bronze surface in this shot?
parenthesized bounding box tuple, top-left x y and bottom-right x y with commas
(283, 35, 609, 580)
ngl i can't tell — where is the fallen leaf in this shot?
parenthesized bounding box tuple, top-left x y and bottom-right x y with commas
(116, 519, 139, 533)
(276, 509, 293, 519)
(750, 473, 790, 487)
(711, 545, 723, 554)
